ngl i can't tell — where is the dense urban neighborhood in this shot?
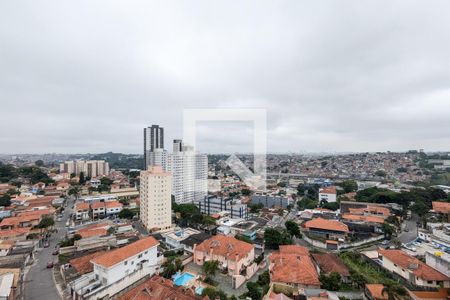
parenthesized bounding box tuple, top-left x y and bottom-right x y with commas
(0, 129, 450, 300)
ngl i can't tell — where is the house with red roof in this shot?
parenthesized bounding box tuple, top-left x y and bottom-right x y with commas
(269, 245, 320, 289)
(303, 217, 349, 241)
(194, 235, 255, 276)
(70, 237, 160, 299)
(378, 249, 450, 288)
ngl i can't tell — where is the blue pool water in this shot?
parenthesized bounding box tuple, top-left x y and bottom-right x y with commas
(195, 286, 204, 295)
(173, 272, 195, 286)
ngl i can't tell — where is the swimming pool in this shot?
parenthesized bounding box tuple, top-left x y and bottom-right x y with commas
(173, 272, 195, 286)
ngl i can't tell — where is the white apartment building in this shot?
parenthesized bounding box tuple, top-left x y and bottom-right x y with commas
(140, 166, 172, 231)
(60, 160, 110, 178)
(145, 139, 208, 204)
(70, 237, 160, 299)
(167, 143, 207, 204)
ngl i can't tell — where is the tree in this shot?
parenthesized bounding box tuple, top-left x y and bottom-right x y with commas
(161, 256, 183, 278)
(382, 222, 395, 239)
(79, 172, 86, 184)
(68, 185, 81, 200)
(118, 208, 135, 219)
(410, 200, 429, 217)
(35, 160, 44, 167)
(297, 198, 319, 210)
(0, 194, 11, 207)
(38, 217, 55, 230)
(245, 281, 263, 300)
(375, 170, 387, 177)
(241, 188, 251, 196)
(341, 180, 358, 193)
(319, 272, 341, 291)
(202, 260, 219, 282)
(202, 287, 228, 300)
(285, 220, 301, 238)
(264, 228, 293, 250)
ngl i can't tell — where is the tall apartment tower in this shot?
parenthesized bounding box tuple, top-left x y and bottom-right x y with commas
(167, 140, 208, 204)
(144, 125, 164, 169)
(140, 166, 172, 231)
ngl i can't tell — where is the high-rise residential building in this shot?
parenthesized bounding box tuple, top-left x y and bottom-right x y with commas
(144, 125, 164, 169)
(166, 140, 208, 204)
(140, 166, 172, 231)
(59, 160, 109, 178)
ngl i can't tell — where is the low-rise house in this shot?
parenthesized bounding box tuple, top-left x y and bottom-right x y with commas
(74, 202, 90, 221)
(105, 201, 123, 217)
(118, 275, 202, 300)
(90, 202, 106, 219)
(425, 251, 450, 277)
(318, 187, 337, 203)
(0, 228, 30, 241)
(432, 201, 450, 222)
(408, 288, 449, 300)
(0, 215, 41, 230)
(303, 217, 349, 241)
(193, 234, 256, 287)
(163, 227, 200, 250)
(70, 237, 160, 299)
(378, 249, 450, 288)
(365, 284, 388, 300)
(91, 236, 159, 286)
(311, 252, 351, 283)
(269, 245, 320, 289)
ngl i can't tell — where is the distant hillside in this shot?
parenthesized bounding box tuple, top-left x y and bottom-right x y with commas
(91, 152, 143, 170)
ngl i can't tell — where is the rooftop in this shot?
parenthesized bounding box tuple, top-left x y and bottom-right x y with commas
(304, 217, 349, 233)
(195, 235, 254, 261)
(311, 252, 350, 277)
(91, 236, 159, 268)
(378, 249, 449, 281)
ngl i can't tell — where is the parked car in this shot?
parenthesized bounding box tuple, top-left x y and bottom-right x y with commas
(43, 242, 50, 248)
(46, 261, 54, 268)
(52, 249, 59, 255)
(381, 240, 389, 245)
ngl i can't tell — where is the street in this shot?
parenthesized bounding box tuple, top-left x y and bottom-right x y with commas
(23, 197, 73, 300)
(398, 214, 419, 243)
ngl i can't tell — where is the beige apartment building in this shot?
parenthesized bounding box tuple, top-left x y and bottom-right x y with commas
(140, 166, 172, 231)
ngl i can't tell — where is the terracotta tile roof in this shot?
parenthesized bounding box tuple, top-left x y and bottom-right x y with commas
(304, 218, 349, 233)
(269, 251, 320, 287)
(378, 249, 449, 281)
(279, 245, 310, 256)
(118, 275, 203, 300)
(77, 228, 108, 238)
(91, 237, 159, 268)
(0, 228, 31, 238)
(195, 235, 254, 261)
(432, 201, 450, 214)
(342, 214, 385, 224)
(348, 206, 391, 217)
(75, 202, 90, 211)
(319, 187, 337, 194)
(105, 201, 123, 209)
(268, 291, 293, 300)
(18, 208, 55, 217)
(408, 288, 448, 300)
(311, 253, 350, 277)
(0, 215, 40, 227)
(91, 202, 106, 209)
(70, 251, 107, 274)
(365, 284, 388, 300)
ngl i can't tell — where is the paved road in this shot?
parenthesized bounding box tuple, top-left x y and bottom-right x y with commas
(398, 214, 419, 243)
(23, 197, 73, 300)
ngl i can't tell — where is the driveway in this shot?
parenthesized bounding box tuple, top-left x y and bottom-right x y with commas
(23, 197, 73, 300)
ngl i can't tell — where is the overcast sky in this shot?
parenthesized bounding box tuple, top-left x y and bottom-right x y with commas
(1, 1, 450, 154)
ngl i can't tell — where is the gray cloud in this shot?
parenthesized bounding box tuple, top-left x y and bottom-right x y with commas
(1, 1, 450, 154)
